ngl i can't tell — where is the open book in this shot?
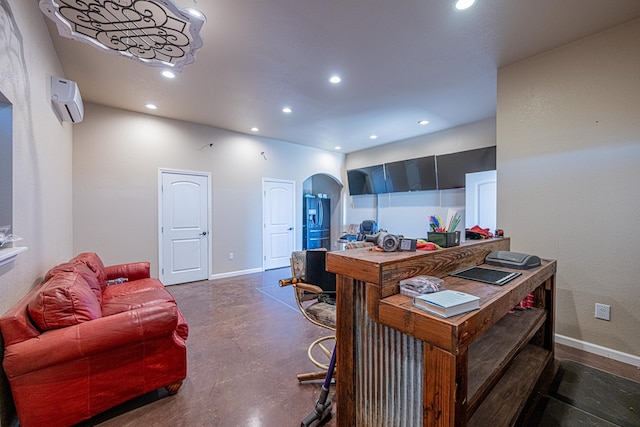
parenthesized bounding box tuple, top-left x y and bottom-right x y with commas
(413, 289, 480, 318)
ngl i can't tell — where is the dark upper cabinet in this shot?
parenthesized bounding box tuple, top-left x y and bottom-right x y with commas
(346, 146, 495, 195)
(385, 155, 437, 193)
(347, 165, 386, 195)
(435, 146, 496, 190)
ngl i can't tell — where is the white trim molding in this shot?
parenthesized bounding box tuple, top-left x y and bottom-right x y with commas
(555, 334, 640, 367)
(210, 267, 264, 281)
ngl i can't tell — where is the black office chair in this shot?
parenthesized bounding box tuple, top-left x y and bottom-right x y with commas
(357, 219, 378, 241)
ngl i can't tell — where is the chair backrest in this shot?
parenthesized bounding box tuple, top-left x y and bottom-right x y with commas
(290, 251, 306, 277)
(305, 249, 336, 295)
(357, 220, 378, 241)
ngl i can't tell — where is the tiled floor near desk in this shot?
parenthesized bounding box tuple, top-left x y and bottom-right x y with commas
(528, 359, 640, 426)
(77, 268, 638, 427)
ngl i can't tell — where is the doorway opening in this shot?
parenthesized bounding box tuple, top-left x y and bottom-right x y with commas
(302, 174, 343, 251)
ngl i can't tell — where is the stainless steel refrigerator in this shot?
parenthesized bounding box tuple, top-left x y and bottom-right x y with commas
(303, 196, 331, 250)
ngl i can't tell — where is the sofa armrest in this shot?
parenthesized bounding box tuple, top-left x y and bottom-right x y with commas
(104, 262, 151, 281)
(3, 302, 179, 378)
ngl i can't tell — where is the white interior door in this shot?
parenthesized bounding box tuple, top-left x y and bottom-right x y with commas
(160, 170, 210, 285)
(465, 170, 497, 231)
(263, 179, 294, 270)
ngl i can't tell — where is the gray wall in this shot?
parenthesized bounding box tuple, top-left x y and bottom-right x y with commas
(497, 18, 640, 358)
(0, 1, 74, 425)
(0, 1, 73, 323)
(73, 103, 345, 277)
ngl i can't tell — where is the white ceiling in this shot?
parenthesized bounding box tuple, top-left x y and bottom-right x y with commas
(44, 0, 640, 153)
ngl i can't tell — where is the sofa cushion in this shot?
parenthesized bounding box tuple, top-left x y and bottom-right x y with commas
(104, 262, 151, 282)
(102, 277, 165, 301)
(46, 262, 103, 304)
(72, 252, 107, 289)
(28, 272, 102, 331)
(101, 288, 176, 317)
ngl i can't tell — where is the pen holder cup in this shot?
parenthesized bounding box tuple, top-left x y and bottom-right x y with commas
(427, 231, 461, 248)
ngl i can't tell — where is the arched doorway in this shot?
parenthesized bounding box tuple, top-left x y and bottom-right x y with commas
(302, 174, 343, 251)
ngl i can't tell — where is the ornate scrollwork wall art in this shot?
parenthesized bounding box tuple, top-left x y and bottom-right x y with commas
(39, 0, 206, 72)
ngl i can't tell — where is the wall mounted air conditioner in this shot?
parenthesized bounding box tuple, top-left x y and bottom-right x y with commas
(51, 76, 84, 123)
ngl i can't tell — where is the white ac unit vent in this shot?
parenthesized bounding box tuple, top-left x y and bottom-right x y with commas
(51, 77, 84, 123)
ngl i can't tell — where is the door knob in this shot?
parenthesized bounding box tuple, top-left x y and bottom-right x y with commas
(199, 231, 207, 236)
(288, 227, 294, 231)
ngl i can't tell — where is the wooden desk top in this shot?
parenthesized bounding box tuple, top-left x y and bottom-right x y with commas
(326, 238, 557, 352)
(327, 238, 512, 298)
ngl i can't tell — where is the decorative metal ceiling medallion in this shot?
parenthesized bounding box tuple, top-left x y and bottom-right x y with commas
(39, 0, 206, 72)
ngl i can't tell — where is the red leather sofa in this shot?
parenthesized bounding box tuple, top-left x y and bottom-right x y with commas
(0, 253, 188, 427)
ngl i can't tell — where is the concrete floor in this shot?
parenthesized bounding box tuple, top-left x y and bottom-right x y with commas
(79, 267, 337, 427)
(76, 268, 639, 427)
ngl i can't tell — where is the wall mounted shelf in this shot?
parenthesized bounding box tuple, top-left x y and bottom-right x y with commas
(0, 246, 28, 268)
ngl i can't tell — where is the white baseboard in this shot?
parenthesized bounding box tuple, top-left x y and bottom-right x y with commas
(209, 267, 263, 281)
(555, 334, 640, 367)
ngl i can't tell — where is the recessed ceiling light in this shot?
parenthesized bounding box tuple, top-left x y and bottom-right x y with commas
(251, 127, 259, 132)
(370, 135, 378, 140)
(162, 70, 176, 79)
(146, 103, 158, 110)
(282, 107, 292, 113)
(329, 75, 342, 84)
(454, 0, 476, 10)
(334, 146, 341, 150)
(418, 120, 430, 125)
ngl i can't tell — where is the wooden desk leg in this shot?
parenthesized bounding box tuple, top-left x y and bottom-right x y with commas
(424, 343, 467, 426)
(336, 275, 356, 426)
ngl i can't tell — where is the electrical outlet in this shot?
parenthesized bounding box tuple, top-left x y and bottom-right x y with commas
(595, 303, 610, 321)
(229, 252, 234, 260)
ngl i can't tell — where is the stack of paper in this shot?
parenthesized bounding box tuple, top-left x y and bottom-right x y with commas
(413, 290, 480, 318)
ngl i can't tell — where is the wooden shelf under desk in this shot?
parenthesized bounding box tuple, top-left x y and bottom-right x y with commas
(466, 307, 548, 417)
(469, 344, 552, 426)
